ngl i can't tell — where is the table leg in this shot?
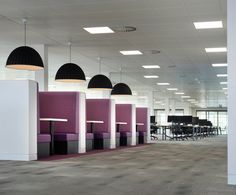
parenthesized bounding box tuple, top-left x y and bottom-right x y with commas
(116, 124, 120, 132)
(90, 123, 93, 133)
(49, 121, 55, 155)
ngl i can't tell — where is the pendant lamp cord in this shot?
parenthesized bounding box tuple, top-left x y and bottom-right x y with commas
(98, 57, 101, 74)
(22, 18, 27, 46)
(120, 64, 122, 82)
(68, 42, 72, 63)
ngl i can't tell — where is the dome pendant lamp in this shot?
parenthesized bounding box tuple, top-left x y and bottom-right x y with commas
(55, 42, 86, 82)
(87, 57, 112, 90)
(6, 19, 44, 71)
(111, 65, 132, 96)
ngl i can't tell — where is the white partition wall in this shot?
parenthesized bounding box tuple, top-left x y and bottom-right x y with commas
(110, 99, 116, 149)
(78, 92, 86, 153)
(228, 0, 236, 185)
(131, 104, 136, 146)
(0, 80, 37, 161)
(147, 108, 151, 143)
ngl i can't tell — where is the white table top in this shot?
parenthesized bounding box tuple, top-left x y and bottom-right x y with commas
(136, 123, 144, 126)
(116, 122, 127, 125)
(40, 118, 68, 122)
(87, 120, 104, 124)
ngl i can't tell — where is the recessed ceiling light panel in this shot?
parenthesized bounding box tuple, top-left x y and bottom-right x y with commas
(212, 63, 228, 67)
(142, 65, 160, 69)
(120, 50, 143, 55)
(157, 83, 170, 86)
(167, 88, 178, 91)
(194, 21, 223, 29)
(83, 27, 114, 34)
(205, 47, 227, 53)
(144, 75, 159, 78)
(217, 74, 228, 77)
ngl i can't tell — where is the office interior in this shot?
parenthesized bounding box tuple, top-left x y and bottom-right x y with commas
(0, 0, 235, 194)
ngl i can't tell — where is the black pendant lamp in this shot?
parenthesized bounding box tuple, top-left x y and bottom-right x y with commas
(6, 19, 44, 71)
(55, 43, 86, 82)
(111, 65, 132, 96)
(87, 58, 112, 90)
(111, 83, 132, 95)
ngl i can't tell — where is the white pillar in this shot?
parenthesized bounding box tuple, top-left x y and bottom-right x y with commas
(228, 0, 236, 185)
(33, 45, 48, 91)
(131, 104, 136, 145)
(78, 92, 86, 153)
(165, 98, 170, 122)
(0, 80, 37, 161)
(110, 99, 116, 149)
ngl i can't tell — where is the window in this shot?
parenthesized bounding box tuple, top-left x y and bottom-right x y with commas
(175, 109, 184, 116)
(196, 110, 228, 134)
(154, 109, 166, 125)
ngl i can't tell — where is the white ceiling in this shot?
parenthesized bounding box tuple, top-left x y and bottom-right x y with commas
(0, 0, 227, 107)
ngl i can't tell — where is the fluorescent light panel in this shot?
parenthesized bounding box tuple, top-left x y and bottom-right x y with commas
(142, 65, 160, 69)
(217, 74, 228, 77)
(181, 96, 191, 98)
(157, 83, 170, 86)
(205, 47, 227, 53)
(144, 75, 159, 78)
(220, 82, 228, 85)
(194, 21, 223, 29)
(83, 27, 114, 34)
(223, 87, 228, 90)
(175, 92, 184, 95)
(212, 63, 228, 67)
(120, 50, 143, 55)
(167, 88, 178, 91)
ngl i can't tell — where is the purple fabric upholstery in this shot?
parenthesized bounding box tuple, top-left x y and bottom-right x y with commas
(136, 107, 148, 132)
(86, 99, 111, 133)
(39, 92, 81, 134)
(54, 133, 78, 141)
(86, 133, 94, 140)
(116, 132, 121, 138)
(37, 134, 51, 143)
(94, 132, 110, 139)
(139, 131, 147, 136)
(120, 131, 132, 137)
(116, 104, 132, 132)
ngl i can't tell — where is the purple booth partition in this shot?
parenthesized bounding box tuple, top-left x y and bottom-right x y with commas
(86, 99, 113, 149)
(37, 85, 51, 158)
(39, 92, 89, 154)
(136, 107, 148, 144)
(116, 104, 133, 146)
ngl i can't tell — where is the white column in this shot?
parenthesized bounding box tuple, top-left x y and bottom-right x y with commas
(147, 107, 151, 143)
(78, 92, 86, 153)
(110, 99, 116, 149)
(148, 91, 154, 115)
(131, 104, 136, 145)
(165, 98, 170, 122)
(228, 0, 236, 185)
(0, 80, 37, 161)
(33, 45, 48, 91)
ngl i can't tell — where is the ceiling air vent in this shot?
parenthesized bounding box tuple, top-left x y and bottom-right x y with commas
(113, 26, 137, 32)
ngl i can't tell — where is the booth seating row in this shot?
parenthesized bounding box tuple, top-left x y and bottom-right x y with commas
(37, 92, 149, 158)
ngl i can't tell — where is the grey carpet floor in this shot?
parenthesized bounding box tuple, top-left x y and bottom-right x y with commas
(0, 135, 236, 195)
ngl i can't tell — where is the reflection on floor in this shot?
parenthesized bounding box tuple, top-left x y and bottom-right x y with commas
(0, 135, 235, 195)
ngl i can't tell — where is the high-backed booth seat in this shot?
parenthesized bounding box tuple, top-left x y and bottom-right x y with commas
(86, 99, 114, 150)
(37, 134, 51, 158)
(116, 104, 133, 146)
(136, 107, 148, 144)
(39, 92, 88, 154)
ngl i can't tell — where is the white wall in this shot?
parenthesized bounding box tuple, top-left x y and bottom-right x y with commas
(228, 0, 236, 185)
(0, 80, 37, 161)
